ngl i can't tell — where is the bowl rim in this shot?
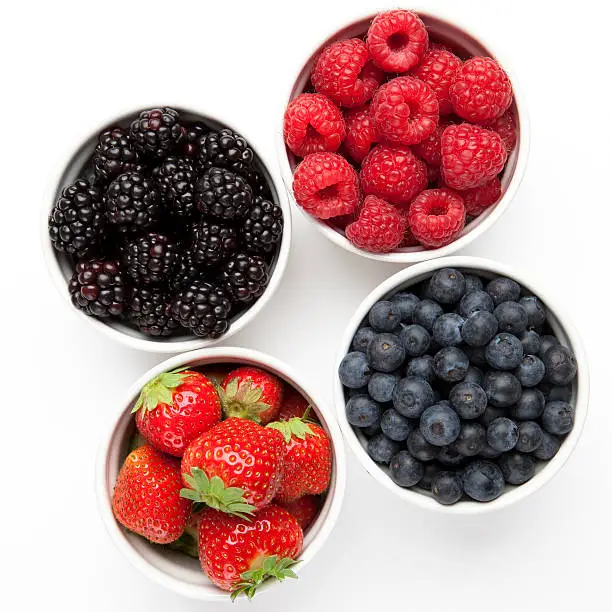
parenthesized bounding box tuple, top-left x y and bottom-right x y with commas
(334, 255, 590, 514)
(96, 346, 347, 600)
(275, 8, 530, 263)
(42, 103, 292, 353)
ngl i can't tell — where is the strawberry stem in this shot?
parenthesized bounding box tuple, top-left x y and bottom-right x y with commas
(230, 556, 300, 601)
(131, 367, 191, 415)
(217, 378, 272, 424)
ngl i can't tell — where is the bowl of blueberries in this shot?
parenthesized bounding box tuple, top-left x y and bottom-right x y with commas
(336, 256, 588, 512)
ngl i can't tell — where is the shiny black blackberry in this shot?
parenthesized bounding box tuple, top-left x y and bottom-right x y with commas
(105, 171, 161, 230)
(218, 253, 269, 302)
(127, 286, 181, 337)
(69, 260, 126, 317)
(196, 128, 254, 176)
(245, 168, 272, 198)
(195, 167, 252, 220)
(49, 180, 106, 257)
(152, 156, 196, 219)
(172, 278, 232, 338)
(93, 128, 140, 182)
(168, 251, 202, 292)
(122, 233, 180, 285)
(189, 219, 238, 265)
(183, 121, 209, 157)
(241, 196, 283, 254)
(129, 107, 184, 159)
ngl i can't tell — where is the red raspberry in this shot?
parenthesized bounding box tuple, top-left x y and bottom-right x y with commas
(483, 108, 517, 154)
(408, 188, 466, 248)
(360, 144, 427, 205)
(292, 152, 360, 219)
(441, 123, 507, 190)
(396, 209, 420, 247)
(449, 57, 513, 123)
(426, 163, 441, 185)
(312, 38, 383, 108)
(367, 10, 428, 73)
(462, 177, 502, 216)
(413, 121, 446, 166)
(346, 195, 404, 253)
(283, 93, 346, 157)
(343, 104, 378, 163)
(412, 46, 462, 115)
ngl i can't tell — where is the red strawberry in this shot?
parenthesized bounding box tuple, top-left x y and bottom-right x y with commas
(181, 418, 285, 516)
(218, 366, 284, 424)
(277, 388, 319, 423)
(133, 368, 221, 457)
(112, 445, 191, 544)
(198, 505, 303, 598)
(276, 495, 320, 530)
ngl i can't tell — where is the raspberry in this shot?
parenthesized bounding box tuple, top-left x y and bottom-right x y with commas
(312, 38, 383, 108)
(343, 104, 378, 163)
(346, 195, 404, 253)
(360, 144, 427, 205)
(449, 57, 513, 123)
(283, 93, 346, 157)
(366, 10, 428, 73)
(426, 164, 441, 185)
(412, 46, 462, 115)
(370, 76, 439, 145)
(484, 108, 517, 154)
(408, 189, 466, 248)
(413, 121, 446, 166)
(292, 152, 359, 219)
(441, 123, 507, 190)
(462, 177, 502, 216)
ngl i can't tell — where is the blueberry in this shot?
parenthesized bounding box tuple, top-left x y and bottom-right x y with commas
(463, 366, 484, 386)
(369, 300, 402, 332)
(418, 280, 434, 300)
(346, 395, 381, 428)
(399, 324, 431, 356)
(432, 471, 464, 505)
(485, 332, 524, 370)
(368, 372, 399, 403)
(515, 354, 546, 387)
(543, 345, 577, 386)
(541, 401, 574, 435)
(520, 330, 541, 355)
(462, 460, 505, 502)
(405, 355, 435, 383)
(429, 268, 466, 304)
(499, 453, 536, 485)
(366, 433, 400, 464)
(449, 381, 487, 419)
(479, 443, 502, 459)
(451, 422, 486, 456)
(352, 326, 377, 353)
(362, 421, 382, 437)
(420, 402, 461, 446)
(339, 352, 372, 388)
(515, 421, 543, 453)
(416, 463, 442, 491)
(533, 431, 562, 460)
(479, 405, 507, 427)
(486, 277, 521, 305)
(519, 296, 547, 329)
(389, 450, 424, 487)
(437, 445, 465, 466)
(433, 313, 465, 347)
(367, 333, 406, 373)
(487, 417, 519, 452)
(465, 345, 488, 367)
(406, 429, 440, 461)
(464, 274, 484, 293)
(483, 371, 522, 407)
(461, 311, 499, 347)
(390, 292, 420, 323)
(459, 290, 495, 317)
(413, 299, 443, 332)
(509, 388, 545, 420)
(494, 301, 528, 335)
(392, 376, 434, 418)
(539, 334, 559, 357)
(381, 409, 414, 442)
(433, 347, 469, 382)
(546, 385, 571, 403)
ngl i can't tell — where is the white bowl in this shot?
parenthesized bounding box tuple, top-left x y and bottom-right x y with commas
(335, 256, 589, 514)
(277, 11, 530, 263)
(96, 347, 346, 600)
(42, 105, 291, 353)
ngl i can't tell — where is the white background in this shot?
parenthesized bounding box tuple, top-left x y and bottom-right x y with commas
(3, 0, 611, 610)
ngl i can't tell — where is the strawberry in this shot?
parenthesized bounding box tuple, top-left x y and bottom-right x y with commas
(276, 495, 320, 530)
(268, 417, 332, 504)
(133, 368, 221, 457)
(276, 387, 319, 422)
(112, 445, 191, 544)
(180, 418, 285, 516)
(198, 505, 303, 598)
(218, 366, 284, 424)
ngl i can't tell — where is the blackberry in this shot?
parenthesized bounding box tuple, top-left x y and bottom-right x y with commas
(49, 180, 105, 257)
(129, 107, 184, 159)
(93, 128, 140, 182)
(245, 168, 272, 198)
(105, 172, 161, 230)
(241, 196, 283, 253)
(182, 121, 209, 157)
(195, 167, 253, 220)
(168, 251, 202, 292)
(189, 219, 238, 265)
(218, 253, 269, 302)
(127, 286, 180, 337)
(69, 260, 126, 317)
(152, 156, 196, 219)
(196, 128, 254, 176)
(122, 233, 180, 285)
(172, 278, 232, 338)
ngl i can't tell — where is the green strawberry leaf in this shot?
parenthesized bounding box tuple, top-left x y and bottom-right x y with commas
(218, 377, 272, 424)
(131, 367, 192, 416)
(230, 556, 301, 601)
(267, 417, 314, 443)
(164, 531, 199, 558)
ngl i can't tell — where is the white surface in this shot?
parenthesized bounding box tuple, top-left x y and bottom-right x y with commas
(2, 1, 611, 611)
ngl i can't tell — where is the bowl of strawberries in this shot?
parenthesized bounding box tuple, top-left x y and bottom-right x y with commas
(278, 9, 528, 261)
(96, 347, 346, 601)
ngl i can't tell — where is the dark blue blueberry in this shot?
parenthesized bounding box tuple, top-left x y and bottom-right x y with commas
(432, 471, 463, 505)
(339, 352, 372, 388)
(406, 429, 440, 461)
(533, 432, 562, 460)
(462, 460, 505, 502)
(514, 354, 545, 387)
(485, 332, 524, 370)
(420, 402, 461, 446)
(399, 324, 431, 356)
(346, 386, 368, 398)
(449, 381, 487, 419)
(450, 422, 486, 456)
(459, 290, 494, 317)
(346, 394, 381, 428)
(392, 376, 434, 418)
(543, 345, 577, 386)
(418, 279, 434, 299)
(479, 443, 501, 459)
(483, 371, 522, 407)
(390, 292, 420, 323)
(463, 366, 484, 386)
(519, 296, 547, 329)
(546, 385, 571, 403)
(509, 388, 545, 420)
(367, 333, 406, 373)
(437, 445, 465, 466)
(541, 401, 574, 435)
(368, 372, 399, 403)
(431, 388, 443, 403)
(486, 276, 521, 305)
(494, 301, 528, 335)
(516, 421, 543, 453)
(429, 268, 466, 304)
(367, 433, 400, 464)
(433, 347, 469, 382)
(539, 334, 560, 357)
(381, 409, 414, 442)
(413, 299, 443, 332)
(499, 453, 536, 485)
(369, 300, 402, 332)
(487, 417, 519, 452)
(389, 450, 424, 487)
(479, 405, 507, 426)
(416, 463, 442, 491)
(405, 355, 435, 383)
(465, 345, 488, 367)
(461, 311, 499, 347)
(362, 421, 382, 437)
(520, 330, 541, 355)
(433, 313, 465, 347)
(464, 274, 484, 293)
(352, 326, 377, 353)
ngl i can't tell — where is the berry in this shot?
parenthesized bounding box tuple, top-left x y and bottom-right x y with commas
(197, 128, 254, 177)
(93, 127, 140, 181)
(479, 405, 507, 427)
(433, 313, 464, 347)
(449, 57, 512, 123)
(69, 260, 126, 317)
(408, 188, 466, 248)
(485, 332, 524, 370)
(441, 124, 507, 190)
(195, 166, 253, 220)
(499, 452, 535, 485)
(381, 409, 413, 442)
(486, 417, 519, 452)
(276, 495, 320, 531)
(390, 450, 424, 487)
(370, 76, 439, 145)
(360, 145, 427, 205)
(367, 433, 400, 464)
(429, 267, 466, 303)
(541, 401, 575, 435)
(122, 232, 180, 285)
(346, 196, 405, 253)
(367, 333, 406, 373)
(462, 460, 505, 502)
(483, 371, 522, 407)
(241, 196, 283, 253)
(514, 355, 545, 387)
(515, 421, 543, 453)
(283, 93, 346, 157)
(390, 292, 420, 323)
(420, 402, 461, 446)
(312, 38, 383, 107)
(464, 366, 484, 386)
(152, 156, 196, 219)
(346, 394, 380, 428)
(413, 299, 443, 331)
(464, 274, 484, 292)
(339, 352, 372, 388)
(392, 376, 434, 418)
(465, 345, 488, 367)
(539, 335, 560, 357)
(368, 301, 402, 333)
(479, 444, 501, 459)
(451, 422, 486, 457)
(366, 9, 428, 72)
(461, 311, 499, 347)
(484, 108, 517, 154)
(277, 388, 312, 422)
(461, 178, 502, 216)
(407, 429, 439, 461)
(400, 324, 431, 356)
(168, 251, 202, 292)
(105, 171, 161, 230)
(245, 168, 272, 199)
(509, 388, 545, 420)
(519, 296, 547, 330)
(182, 121, 209, 157)
(412, 122, 448, 168)
(449, 382, 487, 419)
(431, 471, 463, 505)
(494, 301, 528, 335)
(368, 372, 399, 403)
(417, 463, 442, 491)
(352, 326, 377, 353)
(432, 347, 469, 382)
(486, 277, 521, 305)
(293, 152, 359, 219)
(543, 345, 578, 385)
(459, 290, 494, 318)
(343, 104, 378, 163)
(533, 432, 562, 461)
(405, 355, 435, 383)
(437, 445, 465, 467)
(189, 219, 238, 265)
(547, 386, 571, 403)
(219, 253, 269, 303)
(128, 286, 180, 337)
(129, 107, 184, 159)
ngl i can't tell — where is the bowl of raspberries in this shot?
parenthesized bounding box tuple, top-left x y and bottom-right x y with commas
(97, 347, 346, 600)
(45, 106, 289, 351)
(336, 257, 588, 511)
(279, 9, 528, 260)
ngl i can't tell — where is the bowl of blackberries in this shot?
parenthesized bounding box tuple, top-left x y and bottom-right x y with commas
(336, 256, 588, 512)
(44, 106, 290, 352)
